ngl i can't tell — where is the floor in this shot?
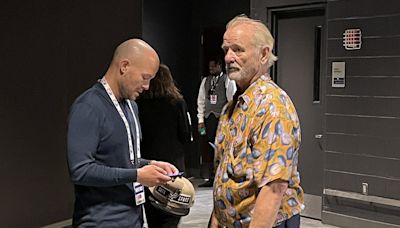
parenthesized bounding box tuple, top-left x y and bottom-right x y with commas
(179, 178, 339, 228)
(53, 178, 340, 228)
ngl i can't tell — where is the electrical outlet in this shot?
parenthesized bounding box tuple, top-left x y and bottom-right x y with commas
(362, 183, 368, 195)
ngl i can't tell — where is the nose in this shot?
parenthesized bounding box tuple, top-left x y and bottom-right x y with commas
(225, 49, 235, 64)
(142, 82, 150, 90)
(142, 80, 150, 90)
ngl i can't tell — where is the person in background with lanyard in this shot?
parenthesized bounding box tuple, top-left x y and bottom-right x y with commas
(197, 58, 236, 187)
(67, 38, 178, 228)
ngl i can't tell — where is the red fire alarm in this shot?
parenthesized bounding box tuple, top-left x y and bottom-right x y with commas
(343, 29, 362, 50)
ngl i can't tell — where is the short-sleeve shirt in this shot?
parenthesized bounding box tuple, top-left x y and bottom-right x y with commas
(213, 75, 304, 227)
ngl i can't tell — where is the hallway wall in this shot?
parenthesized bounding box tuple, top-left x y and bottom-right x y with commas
(142, 0, 250, 177)
(324, 0, 400, 226)
(251, 0, 400, 227)
(0, 0, 142, 226)
(1, 1, 249, 226)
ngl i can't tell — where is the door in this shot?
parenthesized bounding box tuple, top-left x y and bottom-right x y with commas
(270, 7, 326, 219)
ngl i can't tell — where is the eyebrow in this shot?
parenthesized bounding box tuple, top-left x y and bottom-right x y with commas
(221, 41, 230, 48)
(222, 43, 243, 50)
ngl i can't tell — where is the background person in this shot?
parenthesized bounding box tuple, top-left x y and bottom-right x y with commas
(137, 63, 192, 227)
(197, 58, 236, 187)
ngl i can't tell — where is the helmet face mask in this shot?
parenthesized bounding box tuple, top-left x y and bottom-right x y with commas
(148, 177, 195, 216)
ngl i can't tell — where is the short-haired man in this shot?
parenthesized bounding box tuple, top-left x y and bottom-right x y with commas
(67, 39, 178, 227)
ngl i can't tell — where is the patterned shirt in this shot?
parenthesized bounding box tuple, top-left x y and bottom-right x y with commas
(213, 75, 304, 227)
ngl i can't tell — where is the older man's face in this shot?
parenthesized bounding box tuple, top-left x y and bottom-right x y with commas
(222, 24, 262, 90)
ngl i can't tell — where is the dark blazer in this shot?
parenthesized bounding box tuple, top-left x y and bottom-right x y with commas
(137, 96, 191, 171)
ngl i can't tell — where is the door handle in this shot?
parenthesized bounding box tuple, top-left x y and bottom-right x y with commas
(315, 134, 323, 150)
(315, 134, 323, 139)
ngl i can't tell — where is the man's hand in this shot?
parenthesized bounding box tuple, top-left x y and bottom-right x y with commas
(150, 160, 178, 176)
(197, 123, 206, 130)
(198, 123, 205, 131)
(198, 123, 206, 136)
(136, 165, 171, 187)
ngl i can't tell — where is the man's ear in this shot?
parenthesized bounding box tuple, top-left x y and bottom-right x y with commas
(119, 59, 130, 75)
(260, 46, 270, 65)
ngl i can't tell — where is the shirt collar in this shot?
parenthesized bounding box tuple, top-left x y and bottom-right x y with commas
(211, 72, 223, 78)
(238, 74, 272, 106)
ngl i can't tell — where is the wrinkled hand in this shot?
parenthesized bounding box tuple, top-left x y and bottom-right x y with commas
(151, 160, 178, 175)
(137, 165, 171, 187)
(210, 211, 218, 228)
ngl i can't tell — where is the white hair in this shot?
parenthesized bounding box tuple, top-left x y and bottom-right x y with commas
(226, 14, 278, 68)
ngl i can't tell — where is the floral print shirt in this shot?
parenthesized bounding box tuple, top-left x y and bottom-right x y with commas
(213, 75, 304, 227)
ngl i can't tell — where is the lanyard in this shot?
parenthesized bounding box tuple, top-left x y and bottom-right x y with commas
(99, 77, 140, 165)
(211, 72, 223, 92)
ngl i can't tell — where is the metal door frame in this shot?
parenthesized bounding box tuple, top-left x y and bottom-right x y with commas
(267, 4, 325, 82)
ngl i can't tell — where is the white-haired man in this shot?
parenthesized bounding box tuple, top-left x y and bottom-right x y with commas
(211, 15, 304, 228)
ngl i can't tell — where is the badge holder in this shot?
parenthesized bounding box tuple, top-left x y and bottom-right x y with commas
(210, 94, 218, 104)
(134, 182, 145, 205)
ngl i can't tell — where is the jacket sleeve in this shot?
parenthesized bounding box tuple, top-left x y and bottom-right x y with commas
(197, 77, 207, 123)
(67, 102, 137, 187)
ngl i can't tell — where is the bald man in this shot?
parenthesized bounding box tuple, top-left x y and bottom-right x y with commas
(67, 39, 178, 227)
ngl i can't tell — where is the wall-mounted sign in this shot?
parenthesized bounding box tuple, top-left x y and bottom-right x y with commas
(343, 29, 362, 50)
(332, 62, 345, 88)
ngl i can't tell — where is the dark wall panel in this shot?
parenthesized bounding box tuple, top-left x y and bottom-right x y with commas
(0, 0, 142, 227)
(326, 77, 400, 96)
(327, 0, 400, 19)
(142, 0, 199, 176)
(0, 1, 70, 226)
(326, 115, 400, 138)
(326, 96, 400, 117)
(325, 0, 400, 223)
(251, 0, 325, 22)
(325, 133, 400, 159)
(328, 37, 400, 58)
(65, 0, 143, 106)
(328, 15, 400, 38)
(142, 0, 250, 177)
(325, 152, 400, 179)
(251, 0, 400, 225)
(201, 0, 250, 27)
(327, 58, 400, 77)
(142, 0, 194, 113)
(325, 170, 400, 200)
